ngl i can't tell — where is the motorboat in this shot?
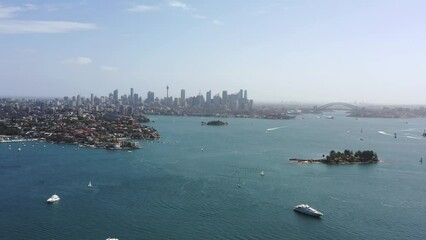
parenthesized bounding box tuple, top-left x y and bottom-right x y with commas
(260, 171, 265, 176)
(106, 237, 119, 240)
(88, 181, 93, 187)
(47, 194, 60, 203)
(293, 204, 323, 217)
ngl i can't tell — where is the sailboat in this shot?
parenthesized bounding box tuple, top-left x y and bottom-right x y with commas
(88, 181, 93, 188)
(420, 158, 423, 163)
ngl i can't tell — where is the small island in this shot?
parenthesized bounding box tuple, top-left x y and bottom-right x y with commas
(290, 150, 379, 164)
(201, 120, 228, 126)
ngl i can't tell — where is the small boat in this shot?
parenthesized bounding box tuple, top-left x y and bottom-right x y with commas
(88, 181, 93, 187)
(260, 171, 265, 176)
(237, 178, 242, 188)
(294, 204, 323, 217)
(18, 148, 21, 151)
(47, 194, 60, 203)
(106, 237, 119, 240)
(421, 158, 423, 163)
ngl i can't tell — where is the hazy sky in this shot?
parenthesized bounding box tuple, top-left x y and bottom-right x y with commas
(1, 0, 425, 104)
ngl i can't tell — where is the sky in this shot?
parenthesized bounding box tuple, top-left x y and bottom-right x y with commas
(0, 0, 425, 105)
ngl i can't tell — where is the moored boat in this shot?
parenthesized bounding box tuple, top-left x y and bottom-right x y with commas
(293, 204, 323, 217)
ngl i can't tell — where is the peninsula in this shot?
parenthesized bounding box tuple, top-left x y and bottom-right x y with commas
(0, 107, 160, 150)
(290, 150, 379, 164)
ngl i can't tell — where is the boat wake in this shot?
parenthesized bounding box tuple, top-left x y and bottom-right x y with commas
(266, 126, 287, 131)
(406, 136, 424, 140)
(329, 195, 349, 203)
(378, 131, 393, 136)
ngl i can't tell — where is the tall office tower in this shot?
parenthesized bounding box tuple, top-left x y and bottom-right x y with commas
(113, 89, 118, 102)
(76, 94, 81, 106)
(206, 90, 212, 105)
(222, 90, 228, 104)
(130, 88, 134, 104)
(147, 91, 155, 102)
(244, 90, 247, 100)
(133, 93, 139, 105)
(90, 93, 94, 105)
(180, 89, 185, 106)
(239, 89, 243, 99)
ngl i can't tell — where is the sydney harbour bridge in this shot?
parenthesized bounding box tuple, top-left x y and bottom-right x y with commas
(312, 102, 360, 112)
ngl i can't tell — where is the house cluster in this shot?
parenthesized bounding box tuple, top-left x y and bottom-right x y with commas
(0, 101, 160, 149)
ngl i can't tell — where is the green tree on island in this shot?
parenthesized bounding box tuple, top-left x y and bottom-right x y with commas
(325, 150, 378, 163)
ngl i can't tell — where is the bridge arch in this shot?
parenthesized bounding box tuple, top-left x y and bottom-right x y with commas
(316, 102, 359, 110)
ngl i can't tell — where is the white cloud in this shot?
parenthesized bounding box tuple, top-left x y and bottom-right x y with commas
(0, 4, 38, 18)
(0, 20, 96, 34)
(64, 57, 93, 65)
(100, 66, 117, 71)
(193, 15, 206, 19)
(126, 5, 157, 13)
(168, 1, 192, 11)
(23, 4, 38, 11)
(0, 6, 23, 18)
(212, 20, 223, 25)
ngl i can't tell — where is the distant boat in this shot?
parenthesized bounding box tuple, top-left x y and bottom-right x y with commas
(394, 133, 397, 138)
(88, 181, 93, 187)
(294, 204, 323, 217)
(260, 171, 265, 176)
(47, 194, 60, 203)
(237, 178, 242, 188)
(106, 237, 119, 240)
(201, 147, 204, 152)
(18, 148, 21, 151)
(421, 158, 423, 163)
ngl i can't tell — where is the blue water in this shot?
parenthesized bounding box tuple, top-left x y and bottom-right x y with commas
(1, 112, 426, 239)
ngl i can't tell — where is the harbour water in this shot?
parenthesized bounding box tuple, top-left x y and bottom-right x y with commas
(1, 112, 426, 239)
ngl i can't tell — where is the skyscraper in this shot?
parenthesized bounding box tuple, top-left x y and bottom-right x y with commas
(222, 90, 228, 105)
(113, 89, 118, 102)
(76, 94, 81, 106)
(147, 91, 154, 103)
(206, 90, 211, 105)
(130, 88, 134, 105)
(180, 89, 185, 106)
(244, 90, 247, 100)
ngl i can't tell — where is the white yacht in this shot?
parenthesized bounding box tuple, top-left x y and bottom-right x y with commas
(106, 237, 119, 240)
(47, 194, 60, 203)
(293, 204, 323, 217)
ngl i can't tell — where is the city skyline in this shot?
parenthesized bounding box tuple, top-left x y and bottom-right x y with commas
(1, 1, 426, 105)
